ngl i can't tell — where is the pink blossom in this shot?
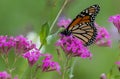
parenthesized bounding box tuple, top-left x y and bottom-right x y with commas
(0, 71, 11, 79)
(56, 35, 92, 58)
(57, 17, 71, 28)
(42, 54, 61, 74)
(95, 23, 112, 47)
(115, 61, 120, 65)
(108, 14, 120, 33)
(23, 48, 41, 67)
(100, 73, 106, 79)
(0, 35, 37, 55)
(115, 61, 120, 71)
(14, 76, 18, 79)
(0, 35, 42, 67)
(14, 35, 36, 54)
(0, 36, 16, 54)
(0, 71, 18, 79)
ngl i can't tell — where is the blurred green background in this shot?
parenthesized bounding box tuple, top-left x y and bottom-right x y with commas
(0, 0, 120, 79)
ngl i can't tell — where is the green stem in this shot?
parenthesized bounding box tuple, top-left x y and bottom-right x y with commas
(20, 66, 30, 79)
(49, 0, 69, 33)
(32, 64, 41, 78)
(69, 58, 77, 79)
(39, 44, 43, 50)
(62, 55, 71, 79)
(12, 55, 20, 68)
(30, 68, 33, 79)
(1, 55, 9, 70)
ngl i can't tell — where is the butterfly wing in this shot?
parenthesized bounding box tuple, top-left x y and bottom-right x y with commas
(67, 4, 100, 31)
(71, 22, 97, 46)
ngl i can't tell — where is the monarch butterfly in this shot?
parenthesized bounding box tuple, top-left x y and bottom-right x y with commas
(61, 4, 100, 46)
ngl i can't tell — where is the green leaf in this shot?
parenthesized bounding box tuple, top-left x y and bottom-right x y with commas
(39, 22, 50, 45)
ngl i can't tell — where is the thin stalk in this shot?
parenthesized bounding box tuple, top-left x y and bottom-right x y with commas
(12, 55, 20, 69)
(69, 58, 77, 79)
(49, 0, 69, 33)
(33, 64, 41, 78)
(62, 55, 71, 79)
(20, 65, 30, 79)
(39, 44, 43, 50)
(62, 58, 68, 79)
(30, 68, 33, 79)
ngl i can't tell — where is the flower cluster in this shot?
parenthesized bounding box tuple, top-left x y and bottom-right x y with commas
(0, 71, 18, 79)
(108, 14, 120, 33)
(57, 17, 71, 28)
(42, 54, 61, 74)
(115, 61, 120, 71)
(0, 35, 61, 74)
(14, 35, 36, 55)
(0, 36, 15, 54)
(100, 73, 106, 79)
(56, 35, 92, 58)
(95, 23, 112, 47)
(0, 35, 36, 55)
(0, 35, 41, 67)
(23, 48, 41, 67)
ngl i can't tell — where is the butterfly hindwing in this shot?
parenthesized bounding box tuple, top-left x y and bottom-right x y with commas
(72, 22, 97, 46)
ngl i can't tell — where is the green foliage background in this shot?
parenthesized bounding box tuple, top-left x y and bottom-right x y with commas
(0, 0, 120, 79)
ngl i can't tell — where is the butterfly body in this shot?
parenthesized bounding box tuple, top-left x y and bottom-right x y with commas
(61, 4, 100, 46)
(61, 29, 71, 36)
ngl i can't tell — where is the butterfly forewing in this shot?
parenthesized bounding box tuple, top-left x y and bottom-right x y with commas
(67, 4, 100, 31)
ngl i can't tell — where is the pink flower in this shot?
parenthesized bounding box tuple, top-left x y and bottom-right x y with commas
(108, 14, 120, 33)
(14, 76, 18, 79)
(0, 35, 36, 55)
(14, 35, 36, 54)
(57, 17, 71, 28)
(100, 73, 106, 79)
(0, 71, 18, 79)
(0, 36, 16, 54)
(23, 48, 41, 67)
(0, 71, 11, 79)
(115, 61, 120, 72)
(0, 35, 42, 67)
(42, 54, 61, 74)
(95, 23, 112, 47)
(116, 61, 120, 65)
(56, 35, 92, 58)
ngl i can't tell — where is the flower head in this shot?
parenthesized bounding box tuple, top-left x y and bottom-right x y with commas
(100, 73, 106, 79)
(0, 35, 42, 67)
(116, 61, 120, 65)
(115, 61, 120, 72)
(108, 14, 120, 33)
(57, 17, 71, 28)
(0, 71, 18, 79)
(0, 71, 11, 79)
(23, 48, 41, 67)
(56, 35, 92, 58)
(0, 36, 16, 54)
(14, 76, 18, 79)
(0, 35, 37, 55)
(95, 23, 112, 47)
(42, 54, 61, 74)
(14, 35, 36, 54)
